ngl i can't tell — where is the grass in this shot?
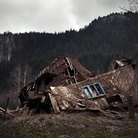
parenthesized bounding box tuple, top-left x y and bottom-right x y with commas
(0, 112, 138, 138)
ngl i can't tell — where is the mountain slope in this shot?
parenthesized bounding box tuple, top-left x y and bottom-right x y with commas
(0, 11, 138, 92)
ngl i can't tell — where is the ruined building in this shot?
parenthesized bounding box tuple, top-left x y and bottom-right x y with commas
(18, 56, 138, 114)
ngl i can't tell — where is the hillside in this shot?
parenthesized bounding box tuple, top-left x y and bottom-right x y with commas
(0, 11, 138, 92)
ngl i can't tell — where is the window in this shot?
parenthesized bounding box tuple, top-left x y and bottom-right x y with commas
(82, 82, 106, 99)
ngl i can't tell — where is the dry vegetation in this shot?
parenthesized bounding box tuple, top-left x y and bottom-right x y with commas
(0, 111, 138, 138)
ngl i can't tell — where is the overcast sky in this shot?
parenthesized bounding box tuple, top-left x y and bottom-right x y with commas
(0, 0, 129, 33)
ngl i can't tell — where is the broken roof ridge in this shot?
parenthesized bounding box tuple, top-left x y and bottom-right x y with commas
(74, 64, 133, 86)
(36, 55, 95, 80)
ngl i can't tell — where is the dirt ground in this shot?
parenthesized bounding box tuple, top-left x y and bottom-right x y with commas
(0, 111, 138, 138)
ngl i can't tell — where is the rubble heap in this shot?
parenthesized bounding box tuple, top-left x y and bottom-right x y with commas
(18, 56, 138, 114)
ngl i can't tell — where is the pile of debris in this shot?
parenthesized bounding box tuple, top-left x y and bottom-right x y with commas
(18, 56, 138, 115)
(0, 107, 14, 120)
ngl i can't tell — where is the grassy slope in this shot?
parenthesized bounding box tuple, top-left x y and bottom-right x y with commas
(0, 112, 138, 138)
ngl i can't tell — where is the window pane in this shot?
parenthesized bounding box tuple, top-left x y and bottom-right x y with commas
(83, 87, 92, 99)
(90, 85, 98, 97)
(95, 83, 105, 95)
(82, 82, 106, 99)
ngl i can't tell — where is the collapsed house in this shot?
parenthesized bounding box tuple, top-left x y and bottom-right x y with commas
(18, 56, 95, 114)
(18, 56, 138, 114)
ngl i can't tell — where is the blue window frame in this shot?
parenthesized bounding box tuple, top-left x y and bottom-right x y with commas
(82, 82, 106, 99)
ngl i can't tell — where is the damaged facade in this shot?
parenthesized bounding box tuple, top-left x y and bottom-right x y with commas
(18, 56, 138, 114)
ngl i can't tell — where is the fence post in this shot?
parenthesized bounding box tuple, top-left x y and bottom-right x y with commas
(3, 97, 10, 120)
(127, 96, 135, 119)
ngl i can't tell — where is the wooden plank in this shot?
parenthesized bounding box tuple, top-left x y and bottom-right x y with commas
(48, 93, 60, 113)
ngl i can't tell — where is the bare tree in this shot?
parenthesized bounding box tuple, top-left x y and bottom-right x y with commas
(10, 64, 21, 93)
(120, 0, 138, 12)
(23, 65, 32, 86)
(10, 64, 32, 93)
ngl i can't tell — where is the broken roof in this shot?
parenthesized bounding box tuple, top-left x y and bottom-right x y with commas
(49, 64, 137, 113)
(35, 56, 95, 86)
(18, 56, 138, 115)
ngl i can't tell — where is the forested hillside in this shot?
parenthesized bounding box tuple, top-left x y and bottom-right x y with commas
(0, 11, 138, 93)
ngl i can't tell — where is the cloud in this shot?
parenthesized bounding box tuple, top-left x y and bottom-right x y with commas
(0, 0, 128, 33)
(0, 0, 73, 33)
(69, 0, 128, 29)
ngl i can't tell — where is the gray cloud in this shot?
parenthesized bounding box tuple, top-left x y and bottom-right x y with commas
(69, 0, 128, 28)
(0, 0, 128, 33)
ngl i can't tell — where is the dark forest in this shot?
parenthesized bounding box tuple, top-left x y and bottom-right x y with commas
(0, 12, 138, 94)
